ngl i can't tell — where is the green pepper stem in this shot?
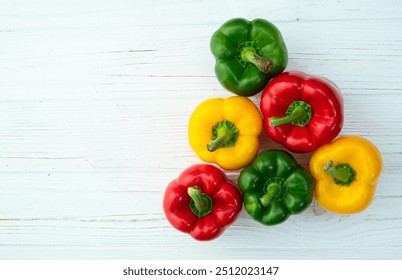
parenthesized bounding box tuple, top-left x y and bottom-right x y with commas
(259, 182, 280, 207)
(241, 47, 273, 74)
(187, 186, 207, 211)
(270, 106, 306, 126)
(323, 160, 356, 187)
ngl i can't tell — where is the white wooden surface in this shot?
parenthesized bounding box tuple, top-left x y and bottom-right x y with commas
(1, 0, 402, 260)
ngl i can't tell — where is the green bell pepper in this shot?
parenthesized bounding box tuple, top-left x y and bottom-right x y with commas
(238, 150, 314, 225)
(210, 18, 288, 96)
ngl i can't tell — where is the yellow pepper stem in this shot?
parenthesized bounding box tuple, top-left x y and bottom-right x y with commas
(323, 160, 356, 187)
(207, 120, 239, 152)
(207, 135, 228, 152)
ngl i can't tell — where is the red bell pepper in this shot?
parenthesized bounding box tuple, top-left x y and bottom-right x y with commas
(163, 164, 242, 241)
(260, 71, 343, 153)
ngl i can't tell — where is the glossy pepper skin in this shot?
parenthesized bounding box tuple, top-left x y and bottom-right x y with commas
(260, 71, 343, 153)
(309, 136, 382, 214)
(188, 96, 262, 170)
(163, 164, 242, 241)
(238, 150, 314, 226)
(210, 18, 288, 96)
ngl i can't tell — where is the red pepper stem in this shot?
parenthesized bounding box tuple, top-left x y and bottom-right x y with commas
(270, 106, 306, 126)
(259, 182, 280, 207)
(241, 47, 273, 74)
(187, 187, 207, 211)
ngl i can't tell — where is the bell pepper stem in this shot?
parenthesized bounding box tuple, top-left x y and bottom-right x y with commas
(241, 47, 273, 74)
(187, 186, 207, 211)
(260, 182, 280, 207)
(207, 135, 226, 152)
(270, 106, 306, 126)
(188, 186, 213, 217)
(323, 160, 356, 186)
(207, 120, 239, 152)
(270, 100, 312, 127)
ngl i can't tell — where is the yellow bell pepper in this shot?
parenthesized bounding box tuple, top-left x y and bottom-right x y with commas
(188, 96, 262, 170)
(309, 136, 382, 214)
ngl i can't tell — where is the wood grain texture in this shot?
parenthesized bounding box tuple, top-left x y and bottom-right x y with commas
(1, 0, 402, 259)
